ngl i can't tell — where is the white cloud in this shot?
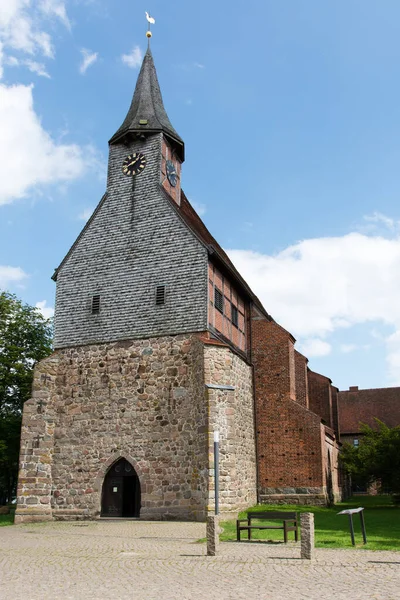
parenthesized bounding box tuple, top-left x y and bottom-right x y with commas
(0, 0, 69, 76)
(226, 220, 400, 384)
(5, 55, 19, 66)
(191, 201, 206, 217)
(0, 265, 28, 289)
(0, 40, 3, 78)
(38, 0, 70, 30)
(78, 207, 94, 221)
(79, 48, 98, 74)
(241, 221, 254, 233)
(176, 62, 206, 72)
(340, 344, 357, 354)
(299, 339, 332, 358)
(0, 83, 95, 205)
(121, 45, 143, 69)
(358, 211, 400, 236)
(24, 59, 50, 78)
(5, 55, 51, 77)
(35, 299, 54, 319)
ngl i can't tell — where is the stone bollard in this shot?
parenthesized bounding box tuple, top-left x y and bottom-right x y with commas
(206, 515, 220, 556)
(300, 512, 315, 560)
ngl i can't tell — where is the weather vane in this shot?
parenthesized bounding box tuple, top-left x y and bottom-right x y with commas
(145, 11, 155, 40)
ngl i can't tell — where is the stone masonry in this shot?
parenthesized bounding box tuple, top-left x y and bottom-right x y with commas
(204, 343, 257, 515)
(16, 334, 257, 523)
(16, 334, 209, 522)
(300, 512, 315, 560)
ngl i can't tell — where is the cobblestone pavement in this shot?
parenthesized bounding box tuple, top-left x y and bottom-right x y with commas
(1, 520, 399, 600)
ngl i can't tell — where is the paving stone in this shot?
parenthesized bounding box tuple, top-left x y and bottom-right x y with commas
(1, 521, 399, 600)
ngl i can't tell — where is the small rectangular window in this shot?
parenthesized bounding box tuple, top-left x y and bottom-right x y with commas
(231, 304, 238, 327)
(92, 295, 100, 314)
(353, 439, 359, 447)
(156, 285, 166, 305)
(214, 288, 223, 313)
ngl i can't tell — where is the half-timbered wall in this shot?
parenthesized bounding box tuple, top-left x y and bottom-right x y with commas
(207, 262, 247, 353)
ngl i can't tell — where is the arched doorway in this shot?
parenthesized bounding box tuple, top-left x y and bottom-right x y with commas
(101, 458, 141, 518)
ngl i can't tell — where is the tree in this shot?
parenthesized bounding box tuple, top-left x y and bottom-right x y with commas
(0, 292, 53, 504)
(341, 420, 400, 498)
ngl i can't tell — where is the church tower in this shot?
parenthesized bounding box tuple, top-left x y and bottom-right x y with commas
(53, 45, 207, 350)
(15, 37, 258, 523)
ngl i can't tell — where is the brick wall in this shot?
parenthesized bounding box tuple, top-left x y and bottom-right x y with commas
(251, 308, 328, 505)
(161, 136, 182, 205)
(308, 370, 333, 429)
(294, 350, 309, 408)
(331, 386, 340, 438)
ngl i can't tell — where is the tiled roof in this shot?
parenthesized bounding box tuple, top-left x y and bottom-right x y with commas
(338, 386, 400, 433)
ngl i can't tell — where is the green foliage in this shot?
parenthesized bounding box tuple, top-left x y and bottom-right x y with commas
(0, 292, 53, 415)
(0, 413, 22, 505)
(0, 292, 53, 504)
(341, 420, 400, 494)
(0, 512, 15, 526)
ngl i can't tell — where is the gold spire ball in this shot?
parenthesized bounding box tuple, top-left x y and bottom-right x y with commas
(145, 11, 155, 39)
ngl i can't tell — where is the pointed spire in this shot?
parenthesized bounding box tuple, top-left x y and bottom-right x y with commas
(109, 47, 184, 161)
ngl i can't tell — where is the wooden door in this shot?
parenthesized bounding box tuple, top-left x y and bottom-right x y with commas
(101, 475, 124, 517)
(101, 458, 141, 517)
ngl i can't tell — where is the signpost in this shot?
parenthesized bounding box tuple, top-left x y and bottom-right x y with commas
(337, 507, 367, 546)
(214, 430, 219, 515)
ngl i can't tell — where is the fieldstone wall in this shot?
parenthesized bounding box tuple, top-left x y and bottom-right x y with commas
(204, 344, 257, 516)
(16, 334, 209, 522)
(15, 355, 59, 523)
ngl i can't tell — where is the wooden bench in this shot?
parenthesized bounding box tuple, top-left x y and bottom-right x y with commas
(236, 511, 298, 543)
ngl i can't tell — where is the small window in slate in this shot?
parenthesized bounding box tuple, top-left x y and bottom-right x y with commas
(214, 288, 223, 313)
(231, 304, 238, 328)
(91, 295, 101, 314)
(156, 285, 166, 306)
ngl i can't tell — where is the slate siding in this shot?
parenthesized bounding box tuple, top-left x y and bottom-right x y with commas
(54, 133, 208, 348)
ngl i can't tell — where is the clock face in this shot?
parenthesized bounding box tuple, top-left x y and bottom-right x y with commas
(122, 152, 146, 176)
(166, 160, 178, 187)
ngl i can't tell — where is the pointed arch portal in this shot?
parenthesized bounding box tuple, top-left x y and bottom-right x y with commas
(101, 458, 141, 518)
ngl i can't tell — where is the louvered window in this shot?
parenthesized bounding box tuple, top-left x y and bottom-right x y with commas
(231, 304, 238, 328)
(156, 285, 166, 306)
(214, 288, 223, 313)
(91, 295, 100, 314)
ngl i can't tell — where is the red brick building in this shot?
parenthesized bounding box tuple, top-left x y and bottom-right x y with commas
(338, 386, 400, 446)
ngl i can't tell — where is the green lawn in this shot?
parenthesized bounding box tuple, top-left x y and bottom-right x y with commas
(0, 510, 15, 526)
(219, 496, 400, 551)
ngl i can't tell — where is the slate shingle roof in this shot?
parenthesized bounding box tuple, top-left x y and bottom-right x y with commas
(109, 46, 184, 160)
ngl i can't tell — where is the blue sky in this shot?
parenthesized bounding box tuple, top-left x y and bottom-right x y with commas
(1, 1, 400, 391)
